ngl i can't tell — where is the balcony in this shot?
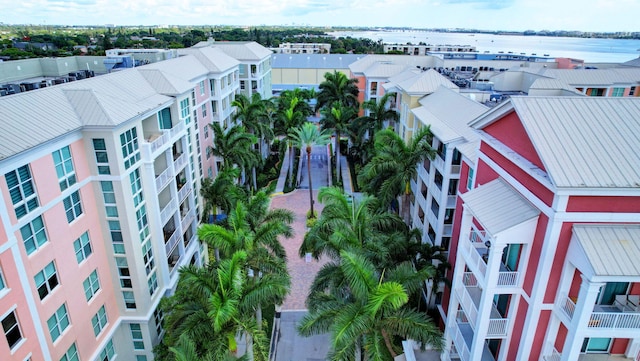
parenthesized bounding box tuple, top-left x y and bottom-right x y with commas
(543, 345, 632, 361)
(142, 122, 186, 158)
(160, 199, 177, 225)
(178, 182, 191, 202)
(461, 231, 521, 288)
(173, 152, 188, 172)
(155, 167, 172, 191)
(458, 274, 509, 337)
(181, 209, 196, 233)
(559, 295, 640, 330)
(164, 229, 180, 255)
(447, 195, 457, 208)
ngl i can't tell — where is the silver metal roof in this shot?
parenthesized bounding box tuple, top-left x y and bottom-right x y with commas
(212, 41, 272, 61)
(271, 54, 362, 69)
(395, 69, 458, 95)
(178, 47, 240, 73)
(573, 224, 640, 277)
(362, 63, 408, 78)
(461, 178, 539, 235)
(528, 78, 584, 95)
(542, 68, 640, 86)
(348, 54, 434, 74)
(509, 96, 640, 188)
(141, 55, 209, 82)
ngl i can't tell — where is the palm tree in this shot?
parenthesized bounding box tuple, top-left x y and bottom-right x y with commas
(232, 93, 273, 185)
(320, 102, 357, 185)
(315, 70, 359, 112)
(288, 122, 331, 217)
(275, 97, 307, 188)
(358, 126, 436, 221)
(200, 167, 243, 223)
(299, 186, 405, 265)
(298, 250, 443, 361)
(210, 123, 260, 189)
(349, 93, 399, 166)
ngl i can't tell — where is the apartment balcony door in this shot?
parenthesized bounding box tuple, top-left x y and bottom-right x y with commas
(597, 282, 629, 305)
(501, 243, 521, 271)
(581, 338, 611, 353)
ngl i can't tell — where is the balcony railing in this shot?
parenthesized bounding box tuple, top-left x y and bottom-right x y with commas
(487, 318, 508, 337)
(461, 234, 487, 278)
(451, 321, 470, 361)
(451, 164, 461, 174)
(543, 346, 561, 361)
(560, 295, 640, 329)
(165, 229, 180, 255)
(456, 286, 478, 330)
(156, 167, 172, 191)
(173, 153, 188, 172)
(497, 272, 519, 287)
(160, 199, 177, 224)
(447, 195, 457, 208)
(181, 209, 196, 233)
(178, 183, 192, 202)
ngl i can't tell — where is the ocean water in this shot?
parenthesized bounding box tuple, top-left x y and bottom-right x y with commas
(328, 30, 640, 63)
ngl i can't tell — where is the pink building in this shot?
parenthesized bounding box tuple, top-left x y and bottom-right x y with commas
(441, 97, 640, 361)
(0, 45, 247, 360)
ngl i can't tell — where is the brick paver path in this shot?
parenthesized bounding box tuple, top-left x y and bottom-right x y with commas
(270, 189, 327, 310)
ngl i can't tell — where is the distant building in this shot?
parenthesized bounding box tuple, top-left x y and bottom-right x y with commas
(273, 42, 331, 54)
(384, 43, 476, 56)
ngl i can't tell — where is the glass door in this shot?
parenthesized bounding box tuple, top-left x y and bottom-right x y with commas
(581, 338, 611, 353)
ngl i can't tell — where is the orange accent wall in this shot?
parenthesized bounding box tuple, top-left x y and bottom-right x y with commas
(555, 323, 568, 352)
(611, 339, 629, 354)
(483, 112, 546, 171)
(567, 196, 640, 213)
(480, 142, 555, 207)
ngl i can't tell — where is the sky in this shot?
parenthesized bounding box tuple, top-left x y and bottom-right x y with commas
(0, 0, 639, 33)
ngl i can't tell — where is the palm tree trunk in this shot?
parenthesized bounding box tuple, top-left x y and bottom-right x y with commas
(288, 144, 294, 188)
(246, 332, 254, 361)
(335, 131, 341, 184)
(256, 306, 263, 330)
(381, 329, 398, 358)
(307, 147, 314, 216)
(252, 167, 258, 191)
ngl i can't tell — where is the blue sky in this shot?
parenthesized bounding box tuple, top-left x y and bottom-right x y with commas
(0, 0, 638, 33)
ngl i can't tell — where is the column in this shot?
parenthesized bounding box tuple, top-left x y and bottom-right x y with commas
(561, 276, 604, 361)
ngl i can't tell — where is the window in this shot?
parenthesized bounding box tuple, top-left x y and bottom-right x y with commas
(47, 304, 70, 342)
(201, 103, 207, 118)
(120, 127, 140, 170)
(590, 88, 605, 96)
(130, 169, 144, 208)
(0, 268, 5, 291)
(240, 80, 246, 90)
(123, 291, 136, 309)
(109, 221, 124, 254)
(63, 191, 83, 223)
(91, 305, 108, 336)
(612, 87, 625, 97)
(630, 86, 637, 96)
(83, 270, 100, 301)
(53, 146, 76, 191)
(60, 343, 79, 361)
(117, 257, 132, 288)
(199, 80, 205, 95)
(191, 91, 196, 107)
(430, 198, 440, 217)
(153, 308, 164, 336)
(212, 101, 218, 114)
(99, 339, 115, 361)
(5, 165, 39, 219)
(130, 324, 144, 350)
(147, 271, 158, 296)
(434, 170, 443, 190)
(92, 139, 111, 175)
(74, 232, 92, 263)
(2, 311, 23, 349)
(20, 216, 48, 255)
(101, 181, 118, 217)
(370, 81, 378, 95)
(203, 125, 209, 139)
(158, 108, 172, 130)
(209, 79, 216, 95)
(467, 168, 475, 191)
(35, 261, 59, 300)
(136, 356, 148, 361)
(180, 98, 190, 119)
(136, 206, 149, 242)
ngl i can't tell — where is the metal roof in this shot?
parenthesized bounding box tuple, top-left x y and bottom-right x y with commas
(573, 224, 640, 277)
(137, 68, 193, 95)
(212, 41, 272, 61)
(528, 78, 584, 95)
(348, 54, 433, 74)
(362, 63, 408, 78)
(178, 47, 240, 73)
(395, 69, 458, 94)
(509, 97, 640, 188)
(541, 68, 640, 86)
(141, 55, 209, 83)
(461, 178, 539, 235)
(271, 54, 362, 69)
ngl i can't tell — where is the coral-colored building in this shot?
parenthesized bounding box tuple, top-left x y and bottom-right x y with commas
(441, 97, 640, 361)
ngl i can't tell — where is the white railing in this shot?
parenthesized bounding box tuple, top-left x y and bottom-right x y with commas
(433, 156, 444, 172)
(487, 318, 508, 337)
(543, 346, 561, 361)
(178, 183, 192, 202)
(149, 132, 170, 154)
(173, 153, 188, 172)
(168, 121, 186, 140)
(470, 229, 488, 244)
(165, 229, 180, 255)
(181, 209, 196, 232)
(560, 296, 576, 319)
(461, 235, 487, 278)
(497, 271, 519, 287)
(447, 195, 457, 208)
(155, 167, 172, 191)
(588, 312, 640, 329)
(160, 199, 177, 224)
(456, 286, 478, 330)
(452, 321, 470, 361)
(462, 272, 478, 287)
(443, 224, 453, 236)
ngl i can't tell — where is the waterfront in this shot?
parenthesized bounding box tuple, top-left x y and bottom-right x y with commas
(329, 30, 640, 63)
